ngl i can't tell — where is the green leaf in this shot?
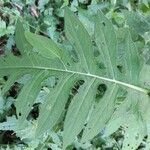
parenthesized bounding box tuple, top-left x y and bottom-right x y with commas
(95, 11, 118, 79)
(15, 20, 32, 55)
(0, 7, 149, 150)
(1, 70, 25, 96)
(81, 84, 119, 142)
(16, 71, 49, 123)
(25, 31, 62, 59)
(123, 10, 150, 36)
(35, 73, 77, 137)
(63, 78, 97, 149)
(121, 29, 141, 84)
(65, 8, 96, 73)
(0, 19, 6, 37)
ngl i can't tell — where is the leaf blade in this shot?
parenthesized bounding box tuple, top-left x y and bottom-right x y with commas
(82, 83, 119, 142)
(63, 78, 96, 149)
(95, 11, 118, 79)
(25, 31, 62, 59)
(65, 8, 95, 73)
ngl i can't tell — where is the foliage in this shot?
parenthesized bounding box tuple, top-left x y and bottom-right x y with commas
(0, 0, 150, 149)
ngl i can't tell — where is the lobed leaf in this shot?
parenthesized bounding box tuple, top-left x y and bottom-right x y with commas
(0, 7, 149, 150)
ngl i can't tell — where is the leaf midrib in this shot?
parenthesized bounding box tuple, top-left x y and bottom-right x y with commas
(0, 65, 148, 94)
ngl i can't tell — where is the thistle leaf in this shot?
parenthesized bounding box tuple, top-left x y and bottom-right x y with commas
(0, 7, 149, 150)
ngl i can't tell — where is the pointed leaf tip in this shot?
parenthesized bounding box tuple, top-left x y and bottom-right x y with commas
(25, 31, 62, 59)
